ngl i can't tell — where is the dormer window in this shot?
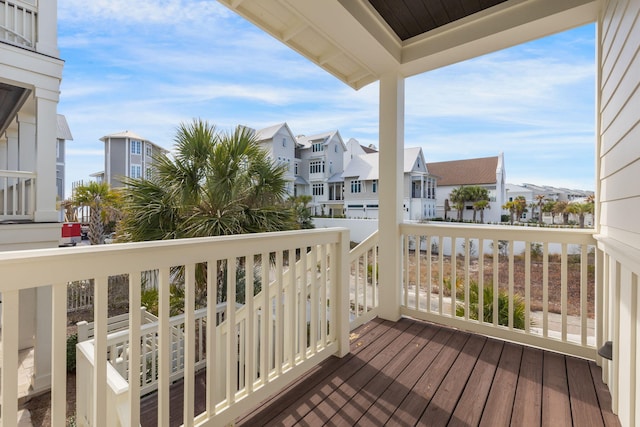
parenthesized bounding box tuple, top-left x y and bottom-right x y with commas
(312, 142, 323, 152)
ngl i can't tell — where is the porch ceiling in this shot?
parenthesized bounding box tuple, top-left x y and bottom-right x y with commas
(219, 0, 598, 89)
(0, 82, 30, 135)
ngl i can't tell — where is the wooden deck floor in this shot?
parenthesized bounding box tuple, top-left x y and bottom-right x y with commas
(141, 318, 620, 427)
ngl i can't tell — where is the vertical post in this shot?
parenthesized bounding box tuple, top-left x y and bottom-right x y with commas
(33, 285, 52, 392)
(378, 71, 404, 321)
(51, 283, 67, 426)
(335, 229, 350, 357)
(34, 90, 59, 222)
(35, 0, 59, 57)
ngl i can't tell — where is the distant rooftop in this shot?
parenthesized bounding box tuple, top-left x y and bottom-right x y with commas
(427, 156, 499, 186)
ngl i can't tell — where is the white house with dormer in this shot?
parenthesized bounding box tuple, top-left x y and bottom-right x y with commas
(253, 123, 298, 197)
(342, 146, 436, 221)
(297, 130, 346, 216)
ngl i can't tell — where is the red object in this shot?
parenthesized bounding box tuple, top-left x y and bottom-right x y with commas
(61, 222, 81, 238)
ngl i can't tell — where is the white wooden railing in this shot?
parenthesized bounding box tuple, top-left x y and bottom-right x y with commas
(0, 0, 36, 48)
(348, 230, 380, 329)
(0, 228, 350, 427)
(400, 223, 599, 359)
(0, 170, 36, 220)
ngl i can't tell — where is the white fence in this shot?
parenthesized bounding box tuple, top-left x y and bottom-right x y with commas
(0, 170, 36, 220)
(0, 228, 350, 427)
(399, 223, 599, 359)
(0, 0, 37, 48)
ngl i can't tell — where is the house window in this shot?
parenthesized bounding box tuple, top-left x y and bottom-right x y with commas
(295, 163, 298, 174)
(351, 180, 362, 193)
(282, 138, 287, 147)
(334, 144, 338, 153)
(310, 160, 325, 174)
(372, 179, 378, 193)
(131, 140, 142, 155)
(313, 183, 324, 196)
(312, 142, 323, 152)
(146, 167, 152, 179)
(145, 144, 152, 157)
(130, 165, 142, 179)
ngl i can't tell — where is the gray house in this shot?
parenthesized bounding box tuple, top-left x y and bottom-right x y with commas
(95, 131, 168, 188)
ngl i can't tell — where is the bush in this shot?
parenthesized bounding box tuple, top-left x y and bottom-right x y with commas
(67, 334, 78, 373)
(454, 281, 528, 329)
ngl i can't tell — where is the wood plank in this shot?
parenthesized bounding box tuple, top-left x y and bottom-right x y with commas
(262, 319, 414, 426)
(300, 320, 428, 425)
(448, 338, 504, 427)
(511, 347, 543, 425)
(541, 352, 572, 426)
(479, 342, 523, 427)
(589, 362, 622, 427)
(358, 327, 456, 426)
(566, 357, 606, 427)
(417, 334, 487, 426)
(328, 322, 439, 426)
(387, 330, 470, 425)
(235, 318, 392, 426)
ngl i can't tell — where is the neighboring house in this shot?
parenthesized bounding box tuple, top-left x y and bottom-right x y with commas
(505, 183, 534, 221)
(427, 154, 506, 223)
(252, 123, 298, 197)
(342, 146, 436, 221)
(0, 0, 64, 395)
(96, 131, 168, 188)
(297, 130, 346, 216)
(56, 114, 73, 220)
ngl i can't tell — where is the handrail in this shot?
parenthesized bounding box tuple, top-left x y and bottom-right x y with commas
(348, 230, 380, 329)
(399, 222, 598, 360)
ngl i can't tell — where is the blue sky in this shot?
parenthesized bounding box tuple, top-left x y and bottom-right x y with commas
(57, 1, 596, 197)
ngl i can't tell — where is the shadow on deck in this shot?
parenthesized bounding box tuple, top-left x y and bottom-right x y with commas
(140, 318, 620, 427)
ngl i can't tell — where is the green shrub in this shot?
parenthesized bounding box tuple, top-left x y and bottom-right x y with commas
(455, 281, 528, 329)
(67, 334, 78, 373)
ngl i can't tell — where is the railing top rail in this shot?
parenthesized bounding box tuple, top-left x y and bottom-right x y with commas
(401, 222, 596, 245)
(0, 228, 350, 291)
(349, 230, 379, 260)
(0, 170, 36, 178)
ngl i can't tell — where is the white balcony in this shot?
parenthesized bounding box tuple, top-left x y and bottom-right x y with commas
(0, 0, 37, 49)
(0, 224, 621, 426)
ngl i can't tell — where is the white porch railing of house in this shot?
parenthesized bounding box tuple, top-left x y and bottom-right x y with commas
(0, 0, 36, 49)
(0, 228, 350, 427)
(399, 223, 599, 360)
(0, 170, 36, 220)
(348, 230, 380, 329)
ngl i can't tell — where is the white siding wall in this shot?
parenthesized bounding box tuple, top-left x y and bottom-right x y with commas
(598, 1, 640, 425)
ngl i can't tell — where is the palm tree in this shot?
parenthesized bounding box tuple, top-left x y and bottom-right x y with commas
(72, 181, 121, 244)
(571, 202, 594, 228)
(535, 194, 546, 224)
(502, 201, 516, 225)
(474, 199, 490, 223)
(467, 186, 490, 223)
(553, 201, 570, 225)
(449, 186, 467, 221)
(119, 119, 294, 241)
(119, 119, 296, 308)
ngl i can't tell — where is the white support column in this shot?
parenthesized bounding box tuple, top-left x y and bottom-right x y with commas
(34, 88, 59, 222)
(378, 71, 405, 322)
(35, 0, 59, 57)
(18, 113, 36, 172)
(0, 132, 8, 170)
(6, 124, 19, 171)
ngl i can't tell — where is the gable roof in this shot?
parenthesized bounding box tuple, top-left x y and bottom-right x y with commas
(56, 114, 73, 140)
(343, 147, 427, 180)
(297, 130, 346, 150)
(254, 122, 296, 142)
(100, 130, 148, 141)
(426, 156, 499, 186)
